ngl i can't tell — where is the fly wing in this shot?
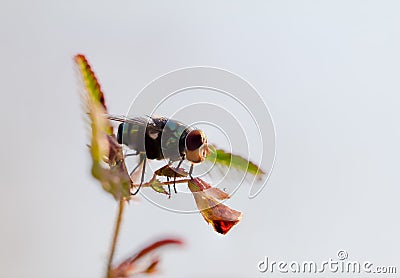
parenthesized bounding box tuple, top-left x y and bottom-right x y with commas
(107, 115, 159, 130)
(108, 114, 165, 134)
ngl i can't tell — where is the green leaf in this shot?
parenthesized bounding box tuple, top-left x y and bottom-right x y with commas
(75, 54, 131, 200)
(149, 179, 169, 195)
(205, 146, 265, 177)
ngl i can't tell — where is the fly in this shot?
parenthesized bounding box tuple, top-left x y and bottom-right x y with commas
(108, 115, 210, 196)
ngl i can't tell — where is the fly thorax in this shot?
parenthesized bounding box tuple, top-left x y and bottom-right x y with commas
(160, 120, 188, 161)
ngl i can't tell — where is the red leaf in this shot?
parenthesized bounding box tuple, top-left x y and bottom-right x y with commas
(154, 164, 188, 178)
(112, 239, 183, 277)
(188, 178, 242, 235)
(143, 258, 159, 274)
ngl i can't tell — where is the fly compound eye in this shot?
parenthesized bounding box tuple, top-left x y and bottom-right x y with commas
(185, 130, 206, 151)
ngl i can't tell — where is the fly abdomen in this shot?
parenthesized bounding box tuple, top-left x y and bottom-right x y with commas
(117, 122, 146, 153)
(117, 121, 164, 160)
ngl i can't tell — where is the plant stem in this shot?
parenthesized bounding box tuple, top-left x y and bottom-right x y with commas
(157, 179, 191, 185)
(138, 178, 191, 188)
(106, 199, 125, 278)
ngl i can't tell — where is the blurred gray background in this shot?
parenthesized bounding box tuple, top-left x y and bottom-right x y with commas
(1, 1, 399, 277)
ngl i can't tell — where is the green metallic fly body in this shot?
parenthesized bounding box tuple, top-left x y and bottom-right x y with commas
(108, 115, 210, 195)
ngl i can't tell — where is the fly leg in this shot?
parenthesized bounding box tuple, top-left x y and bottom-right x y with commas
(173, 157, 184, 194)
(167, 160, 173, 197)
(125, 150, 139, 157)
(131, 154, 147, 195)
(129, 154, 144, 177)
(166, 177, 171, 198)
(189, 163, 194, 179)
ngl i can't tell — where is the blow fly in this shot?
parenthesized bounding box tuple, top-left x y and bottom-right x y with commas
(108, 115, 210, 195)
